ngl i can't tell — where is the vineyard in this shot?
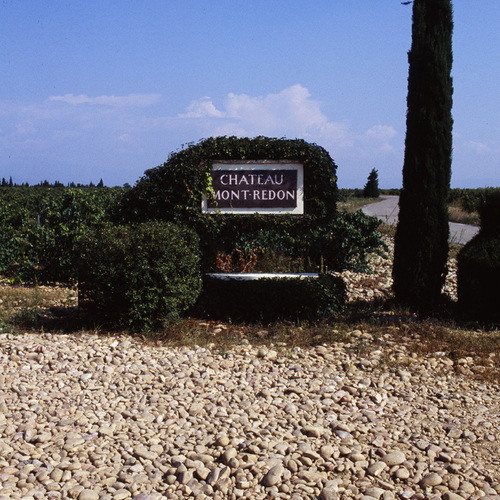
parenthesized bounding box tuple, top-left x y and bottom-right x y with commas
(0, 187, 125, 283)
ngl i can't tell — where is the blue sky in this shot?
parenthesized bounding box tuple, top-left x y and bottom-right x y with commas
(1, 1, 499, 188)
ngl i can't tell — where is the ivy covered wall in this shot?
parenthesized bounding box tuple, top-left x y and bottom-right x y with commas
(119, 136, 338, 224)
(117, 136, 382, 274)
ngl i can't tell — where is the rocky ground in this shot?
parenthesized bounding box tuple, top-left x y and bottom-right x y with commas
(339, 238, 458, 304)
(1, 243, 499, 500)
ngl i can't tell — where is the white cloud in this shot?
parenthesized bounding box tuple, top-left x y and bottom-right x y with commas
(464, 140, 491, 154)
(366, 125, 397, 140)
(178, 84, 357, 149)
(363, 124, 398, 152)
(180, 96, 225, 118)
(48, 93, 161, 107)
(175, 86, 405, 187)
(4, 87, 398, 160)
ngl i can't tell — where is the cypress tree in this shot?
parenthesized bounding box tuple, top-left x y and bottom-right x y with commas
(363, 168, 380, 198)
(392, 0, 454, 307)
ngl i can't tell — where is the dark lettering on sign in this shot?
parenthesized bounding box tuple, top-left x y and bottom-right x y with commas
(208, 170, 298, 209)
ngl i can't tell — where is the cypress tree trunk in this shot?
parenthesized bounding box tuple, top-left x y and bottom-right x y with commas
(393, 0, 453, 307)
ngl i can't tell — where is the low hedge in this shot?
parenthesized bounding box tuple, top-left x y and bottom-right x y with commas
(78, 221, 202, 330)
(196, 273, 346, 323)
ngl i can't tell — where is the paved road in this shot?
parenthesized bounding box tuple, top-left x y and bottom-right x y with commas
(362, 195, 479, 246)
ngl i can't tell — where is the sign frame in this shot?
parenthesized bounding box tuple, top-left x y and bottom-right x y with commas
(202, 160, 304, 214)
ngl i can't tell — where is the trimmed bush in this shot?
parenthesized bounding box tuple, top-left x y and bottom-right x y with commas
(117, 136, 338, 226)
(78, 221, 201, 330)
(197, 274, 346, 323)
(478, 190, 500, 237)
(457, 193, 500, 321)
(457, 235, 500, 321)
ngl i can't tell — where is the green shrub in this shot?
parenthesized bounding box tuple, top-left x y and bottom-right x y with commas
(197, 273, 346, 323)
(448, 187, 500, 214)
(78, 221, 202, 330)
(117, 136, 338, 225)
(198, 210, 385, 274)
(308, 211, 386, 272)
(457, 235, 500, 321)
(457, 193, 500, 320)
(478, 190, 500, 237)
(337, 188, 364, 201)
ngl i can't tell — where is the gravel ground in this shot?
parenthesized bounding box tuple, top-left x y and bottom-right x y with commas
(1, 329, 499, 500)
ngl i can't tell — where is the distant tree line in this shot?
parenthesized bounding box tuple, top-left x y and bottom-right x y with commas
(1, 177, 105, 188)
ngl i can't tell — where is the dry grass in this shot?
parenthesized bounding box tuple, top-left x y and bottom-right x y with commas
(337, 196, 379, 213)
(381, 320, 500, 382)
(448, 205, 480, 226)
(378, 221, 397, 238)
(149, 312, 500, 382)
(0, 282, 77, 331)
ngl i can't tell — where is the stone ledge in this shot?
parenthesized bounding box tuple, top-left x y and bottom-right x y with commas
(206, 272, 319, 281)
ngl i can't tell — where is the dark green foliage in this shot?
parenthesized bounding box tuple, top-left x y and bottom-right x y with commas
(478, 190, 500, 237)
(393, 0, 454, 308)
(117, 136, 338, 225)
(0, 137, 387, 328)
(338, 187, 402, 200)
(457, 236, 500, 321)
(118, 136, 385, 275)
(78, 221, 202, 330)
(198, 274, 346, 323)
(457, 192, 500, 320)
(308, 211, 386, 272)
(114, 136, 383, 324)
(448, 187, 500, 214)
(0, 180, 104, 188)
(363, 169, 380, 198)
(338, 189, 363, 201)
(199, 211, 385, 274)
(0, 187, 124, 282)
